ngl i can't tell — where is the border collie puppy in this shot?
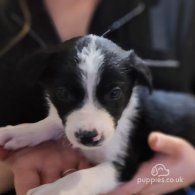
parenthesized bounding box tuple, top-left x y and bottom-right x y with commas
(1, 35, 195, 195)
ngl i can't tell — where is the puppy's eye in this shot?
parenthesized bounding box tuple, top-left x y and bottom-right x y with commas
(108, 86, 122, 100)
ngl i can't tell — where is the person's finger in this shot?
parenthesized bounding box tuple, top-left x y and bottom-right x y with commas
(40, 167, 61, 184)
(148, 132, 185, 156)
(14, 169, 41, 195)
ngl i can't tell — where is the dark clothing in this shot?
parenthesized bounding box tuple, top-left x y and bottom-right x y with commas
(1, 0, 195, 195)
(0, 0, 60, 126)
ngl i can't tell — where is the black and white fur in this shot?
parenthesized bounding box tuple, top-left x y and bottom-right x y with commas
(1, 35, 195, 195)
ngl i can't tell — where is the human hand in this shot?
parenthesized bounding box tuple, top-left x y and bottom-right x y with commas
(104, 132, 195, 195)
(0, 139, 91, 195)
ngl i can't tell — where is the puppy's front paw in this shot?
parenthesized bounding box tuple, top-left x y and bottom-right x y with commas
(0, 125, 39, 150)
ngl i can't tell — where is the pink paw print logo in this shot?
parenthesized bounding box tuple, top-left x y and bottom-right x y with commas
(151, 164, 170, 177)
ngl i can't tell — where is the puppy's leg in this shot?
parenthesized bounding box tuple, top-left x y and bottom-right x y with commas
(27, 162, 119, 195)
(0, 102, 64, 150)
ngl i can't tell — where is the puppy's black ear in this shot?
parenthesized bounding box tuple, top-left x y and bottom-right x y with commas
(17, 48, 54, 87)
(129, 50, 153, 92)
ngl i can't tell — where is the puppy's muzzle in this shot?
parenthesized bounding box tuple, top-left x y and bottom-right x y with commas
(75, 129, 104, 146)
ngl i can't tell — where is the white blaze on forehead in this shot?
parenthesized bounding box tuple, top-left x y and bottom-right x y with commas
(77, 36, 104, 102)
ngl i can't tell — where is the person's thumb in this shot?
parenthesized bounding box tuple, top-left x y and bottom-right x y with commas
(148, 132, 184, 157)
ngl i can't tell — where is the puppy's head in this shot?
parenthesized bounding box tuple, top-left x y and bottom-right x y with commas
(21, 35, 152, 149)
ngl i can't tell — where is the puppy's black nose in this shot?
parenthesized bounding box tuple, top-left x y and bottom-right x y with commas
(75, 129, 102, 146)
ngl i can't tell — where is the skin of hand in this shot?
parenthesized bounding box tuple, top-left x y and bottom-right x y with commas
(104, 132, 195, 195)
(0, 139, 91, 195)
